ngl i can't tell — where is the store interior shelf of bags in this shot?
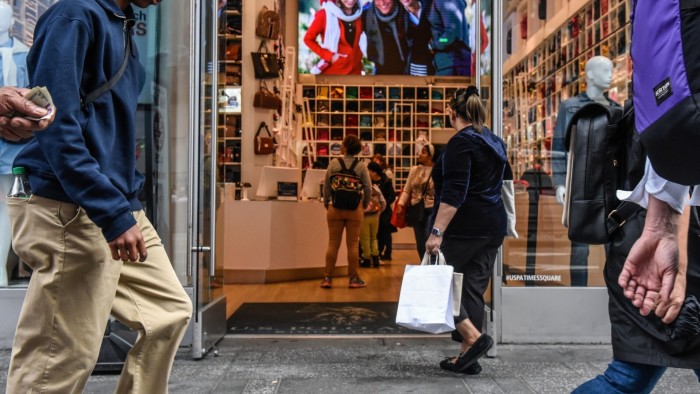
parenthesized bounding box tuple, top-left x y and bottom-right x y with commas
(502, 0, 631, 180)
(216, 4, 244, 185)
(298, 83, 486, 192)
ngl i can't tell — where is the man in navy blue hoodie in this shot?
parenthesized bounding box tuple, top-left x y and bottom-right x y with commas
(5, 1, 192, 393)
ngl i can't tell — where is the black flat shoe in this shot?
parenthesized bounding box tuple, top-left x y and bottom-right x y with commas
(462, 361, 482, 375)
(454, 334, 493, 372)
(440, 357, 482, 375)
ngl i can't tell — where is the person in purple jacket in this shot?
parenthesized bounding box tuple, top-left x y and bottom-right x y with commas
(426, 86, 507, 374)
(5, 1, 192, 393)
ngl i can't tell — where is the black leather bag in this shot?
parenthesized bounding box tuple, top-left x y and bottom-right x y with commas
(405, 181, 430, 227)
(564, 102, 642, 244)
(405, 199, 426, 228)
(254, 122, 276, 155)
(251, 41, 280, 79)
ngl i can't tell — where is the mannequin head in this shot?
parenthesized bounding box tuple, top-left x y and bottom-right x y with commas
(585, 56, 613, 100)
(0, 2, 13, 37)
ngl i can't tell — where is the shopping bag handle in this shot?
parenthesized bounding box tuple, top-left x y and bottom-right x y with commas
(421, 251, 446, 266)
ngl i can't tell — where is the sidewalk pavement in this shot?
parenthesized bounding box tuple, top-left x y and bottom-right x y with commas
(2, 337, 699, 393)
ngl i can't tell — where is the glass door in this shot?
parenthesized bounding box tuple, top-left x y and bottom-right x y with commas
(496, 0, 628, 343)
(190, 0, 227, 359)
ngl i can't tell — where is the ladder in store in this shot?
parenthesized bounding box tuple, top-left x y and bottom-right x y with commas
(391, 103, 414, 192)
(300, 97, 316, 168)
(275, 46, 298, 168)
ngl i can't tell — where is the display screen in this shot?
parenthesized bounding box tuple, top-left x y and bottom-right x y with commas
(298, 0, 477, 76)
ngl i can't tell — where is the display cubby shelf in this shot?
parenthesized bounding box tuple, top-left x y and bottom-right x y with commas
(299, 83, 466, 192)
(216, 7, 243, 184)
(503, 0, 631, 179)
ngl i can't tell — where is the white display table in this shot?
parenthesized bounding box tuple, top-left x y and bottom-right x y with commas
(216, 200, 348, 283)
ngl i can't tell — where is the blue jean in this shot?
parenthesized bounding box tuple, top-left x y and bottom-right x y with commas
(573, 358, 700, 394)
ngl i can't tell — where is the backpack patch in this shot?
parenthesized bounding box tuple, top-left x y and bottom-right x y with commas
(330, 159, 363, 210)
(632, 1, 700, 185)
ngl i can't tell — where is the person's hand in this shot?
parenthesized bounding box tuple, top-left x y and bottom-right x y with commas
(425, 234, 442, 255)
(555, 185, 566, 205)
(655, 271, 686, 324)
(619, 196, 681, 315)
(331, 53, 347, 63)
(395, 204, 405, 215)
(0, 87, 54, 141)
(108, 224, 148, 262)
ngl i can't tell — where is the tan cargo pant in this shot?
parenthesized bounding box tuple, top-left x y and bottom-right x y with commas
(5, 195, 192, 394)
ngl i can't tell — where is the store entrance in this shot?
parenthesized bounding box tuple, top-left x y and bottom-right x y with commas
(221, 247, 417, 335)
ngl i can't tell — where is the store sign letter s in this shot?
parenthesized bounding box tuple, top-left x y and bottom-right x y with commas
(134, 10, 148, 36)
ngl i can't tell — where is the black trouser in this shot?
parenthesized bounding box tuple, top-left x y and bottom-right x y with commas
(441, 236, 503, 327)
(412, 210, 431, 260)
(377, 226, 392, 257)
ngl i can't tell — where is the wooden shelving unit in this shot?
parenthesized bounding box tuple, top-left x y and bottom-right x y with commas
(217, 7, 243, 184)
(299, 83, 467, 191)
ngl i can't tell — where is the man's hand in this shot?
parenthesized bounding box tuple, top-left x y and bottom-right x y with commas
(108, 224, 148, 263)
(0, 87, 54, 141)
(555, 185, 566, 205)
(655, 203, 691, 324)
(618, 196, 680, 316)
(655, 273, 686, 324)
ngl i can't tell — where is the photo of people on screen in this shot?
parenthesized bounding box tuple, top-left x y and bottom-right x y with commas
(298, 0, 483, 76)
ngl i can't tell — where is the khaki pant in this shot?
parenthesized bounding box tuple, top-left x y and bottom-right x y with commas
(325, 205, 363, 278)
(360, 213, 379, 258)
(6, 195, 192, 394)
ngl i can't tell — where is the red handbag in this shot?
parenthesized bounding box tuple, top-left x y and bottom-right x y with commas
(390, 191, 407, 229)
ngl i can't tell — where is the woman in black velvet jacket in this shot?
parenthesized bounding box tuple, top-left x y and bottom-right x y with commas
(426, 86, 508, 374)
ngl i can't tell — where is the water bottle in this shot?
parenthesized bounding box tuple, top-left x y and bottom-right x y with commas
(8, 167, 31, 198)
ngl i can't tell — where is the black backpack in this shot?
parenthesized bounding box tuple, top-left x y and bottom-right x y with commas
(329, 158, 363, 210)
(563, 101, 645, 244)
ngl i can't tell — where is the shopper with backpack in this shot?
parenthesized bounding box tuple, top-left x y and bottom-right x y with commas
(321, 135, 372, 289)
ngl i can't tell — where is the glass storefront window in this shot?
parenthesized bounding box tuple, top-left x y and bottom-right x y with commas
(501, 0, 631, 288)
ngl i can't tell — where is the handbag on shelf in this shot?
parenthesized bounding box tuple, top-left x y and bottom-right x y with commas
(396, 251, 460, 334)
(251, 41, 280, 79)
(225, 43, 241, 61)
(405, 180, 430, 228)
(253, 81, 281, 110)
(254, 121, 276, 155)
(255, 6, 281, 39)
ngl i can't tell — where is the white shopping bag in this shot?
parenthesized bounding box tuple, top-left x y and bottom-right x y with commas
(420, 251, 463, 317)
(395, 251, 456, 334)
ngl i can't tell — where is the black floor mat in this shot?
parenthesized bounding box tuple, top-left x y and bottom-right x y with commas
(228, 302, 424, 335)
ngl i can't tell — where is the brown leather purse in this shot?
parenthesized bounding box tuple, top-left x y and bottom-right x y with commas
(255, 6, 280, 39)
(253, 81, 281, 110)
(254, 122, 276, 155)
